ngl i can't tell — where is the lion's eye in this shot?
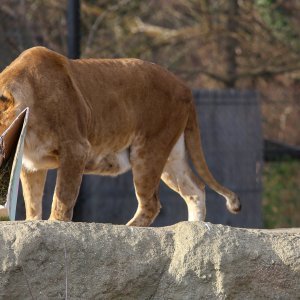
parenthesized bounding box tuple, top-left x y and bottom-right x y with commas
(0, 95, 8, 102)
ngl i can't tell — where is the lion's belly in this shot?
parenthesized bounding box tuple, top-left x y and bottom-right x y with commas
(84, 149, 131, 176)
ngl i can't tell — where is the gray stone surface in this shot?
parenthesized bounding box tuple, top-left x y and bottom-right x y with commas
(0, 221, 299, 299)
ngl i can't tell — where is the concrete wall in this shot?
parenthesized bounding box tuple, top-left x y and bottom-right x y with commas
(1, 222, 300, 299)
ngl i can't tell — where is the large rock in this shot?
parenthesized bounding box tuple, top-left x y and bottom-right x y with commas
(0, 222, 299, 299)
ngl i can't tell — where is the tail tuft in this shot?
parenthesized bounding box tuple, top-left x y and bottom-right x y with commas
(226, 194, 241, 214)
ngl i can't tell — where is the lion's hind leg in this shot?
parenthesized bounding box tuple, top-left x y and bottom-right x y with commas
(126, 187, 161, 227)
(161, 134, 206, 221)
(126, 160, 162, 227)
(126, 140, 171, 227)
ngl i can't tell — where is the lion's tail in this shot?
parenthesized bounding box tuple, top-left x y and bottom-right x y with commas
(184, 104, 241, 214)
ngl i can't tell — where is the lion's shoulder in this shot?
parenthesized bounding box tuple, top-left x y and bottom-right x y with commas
(11, 47, 68, 73)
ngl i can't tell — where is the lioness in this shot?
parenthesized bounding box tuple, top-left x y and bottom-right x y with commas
(0, 47, 241, 225)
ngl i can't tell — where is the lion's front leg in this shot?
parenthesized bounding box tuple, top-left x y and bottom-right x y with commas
(49, 142, 88, 221)
(20, 167, 47, 220)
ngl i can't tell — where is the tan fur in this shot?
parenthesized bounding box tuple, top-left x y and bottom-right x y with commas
(0, 47, 241, 225)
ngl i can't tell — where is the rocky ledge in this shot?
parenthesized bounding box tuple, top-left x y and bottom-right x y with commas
(0, 221, 299, 299)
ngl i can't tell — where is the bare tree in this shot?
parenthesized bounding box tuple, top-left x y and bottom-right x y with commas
(0, 0, 299, 144)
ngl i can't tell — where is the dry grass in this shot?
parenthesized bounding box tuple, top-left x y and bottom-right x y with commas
(263, 160, 300, 228)
(0, 155, 13, 206)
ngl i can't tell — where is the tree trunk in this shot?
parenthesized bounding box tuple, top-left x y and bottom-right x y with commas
(223, 0, 239, 88)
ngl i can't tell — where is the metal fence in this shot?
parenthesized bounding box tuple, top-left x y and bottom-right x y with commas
(16, 89, 263, 228)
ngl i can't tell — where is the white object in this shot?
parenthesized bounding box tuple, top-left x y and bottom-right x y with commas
(4, 108, 29, 220)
